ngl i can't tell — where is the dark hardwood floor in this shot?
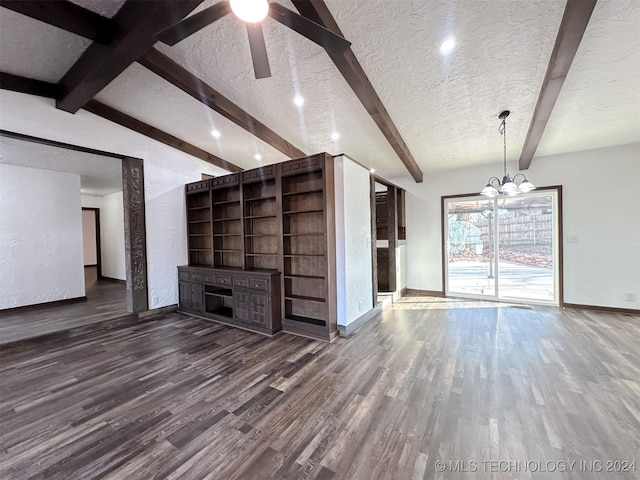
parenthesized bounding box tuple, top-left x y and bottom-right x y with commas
(0, 297, 638, 479)
(0, 268, 127, 345)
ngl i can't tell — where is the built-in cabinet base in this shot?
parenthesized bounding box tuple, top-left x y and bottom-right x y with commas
(178, 266, 281, 336)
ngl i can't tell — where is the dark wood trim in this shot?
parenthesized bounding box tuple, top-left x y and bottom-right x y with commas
(0, 296, 87, 314)
(56, 0, 203, 113)
(84, 101, 241, 172)
(387, 186, 397, 293)
(403, 288, 445, 298)
(291, 0, 423, 183)
(0, 72, 61, 98)
(518, 0, 597, 170)
(563, 303, 640, 316)
(82, 207, 102, 278)
(0, 0, 117, 44)
(440, 194, 447, 295)
(138, 48, 305, 159)
(556, 185, 564, 307)
(0, 128, 125, 159)
(370, 174, 377, 306)
(324, 154, 339, 341)
(122, 157, 149, 313)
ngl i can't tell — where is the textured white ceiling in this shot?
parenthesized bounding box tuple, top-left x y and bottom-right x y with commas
(0, 136, 122, 196)
(537, 0, 640, 156)
(0, 0, 638, 181)
(0, 9, 90, 83)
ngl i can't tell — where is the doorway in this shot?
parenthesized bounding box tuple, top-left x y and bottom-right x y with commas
(444, 189, 561, 305)
(82, 207, 101, 290)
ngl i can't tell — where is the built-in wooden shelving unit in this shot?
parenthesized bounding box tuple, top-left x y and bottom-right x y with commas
(181, 153, 337, 341)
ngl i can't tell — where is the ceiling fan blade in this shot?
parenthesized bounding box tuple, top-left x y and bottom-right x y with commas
(268, 3, 351, 55)
(157, 1, 231, 46)
(246, 23, 271, 79)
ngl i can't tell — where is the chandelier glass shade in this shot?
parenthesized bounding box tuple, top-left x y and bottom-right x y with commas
(480, 111, 535, 197)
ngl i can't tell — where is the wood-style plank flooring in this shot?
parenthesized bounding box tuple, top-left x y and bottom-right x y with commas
(1, 297, 639, 479)
(0, 268, 127, 345)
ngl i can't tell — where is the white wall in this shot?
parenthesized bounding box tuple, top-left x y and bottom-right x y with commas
(334, 155, 374, 326)
(82, 209, 97, 265)
(391, 143, 640, 309)
(397, 244, 407, 290)
(2, 91, 229, 309)
(0, 164, 84, 308)
(101, 192, 126, 280)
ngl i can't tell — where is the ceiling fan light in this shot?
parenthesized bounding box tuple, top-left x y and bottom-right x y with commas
(518, 180, 535, 193)
(230, 0, 269, 23)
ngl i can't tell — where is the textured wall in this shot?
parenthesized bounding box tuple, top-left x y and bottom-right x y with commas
(334, 156, 374, 326)
(100, 192, 126, 281)
(0, 164, 84, 308)
(393, 143, 640, 309)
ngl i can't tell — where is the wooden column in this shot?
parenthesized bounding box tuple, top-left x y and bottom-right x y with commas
(122, 157, 149, 313)
(387, 186, 397, 293)
(370, 175, 378, 305)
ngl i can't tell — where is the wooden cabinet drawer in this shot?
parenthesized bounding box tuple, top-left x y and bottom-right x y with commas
(179, 271, 190, 281)
(250, 278, 268, 290)
(203, 274, 216, 284)
(216, 274, 232, 285)
(190, 272, 202, 282)
(233, 276, 249, 287)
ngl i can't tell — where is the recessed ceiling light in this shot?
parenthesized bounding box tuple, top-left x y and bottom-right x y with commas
(439, 37, 456, 55)
(370, 168, 376, 174)
(331, 132, 340, 141)
(211, 129, 221, 138)
(294, 95, 305, 107)
(254, 153, 262, 161)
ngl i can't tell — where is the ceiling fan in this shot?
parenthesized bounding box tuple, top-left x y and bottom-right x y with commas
(156, 0, 351, 79)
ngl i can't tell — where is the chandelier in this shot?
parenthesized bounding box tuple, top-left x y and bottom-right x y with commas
(480, 111, 535, 197)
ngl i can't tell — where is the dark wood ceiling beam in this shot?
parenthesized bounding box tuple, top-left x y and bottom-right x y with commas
(0, 0, 117, 44)
(138, 48, 306, 159)
(519, 0, 598, 170)
(0, 72, 61, 98)
(84, 101, 242, 172)
(291, 0, 423, 183)
(57, 0, 203, 114)
(0, 72, 240, 172)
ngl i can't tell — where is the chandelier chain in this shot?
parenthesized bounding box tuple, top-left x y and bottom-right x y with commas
(500, 116, 507, 177)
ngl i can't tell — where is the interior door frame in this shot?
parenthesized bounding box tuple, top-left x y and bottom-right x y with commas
(82, 207, 102, 278)
(441, 186, 564, 306)
(1, 130, 149, 313)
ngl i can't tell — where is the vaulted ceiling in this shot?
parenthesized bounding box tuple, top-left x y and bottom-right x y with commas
(1, 0, 638, 182)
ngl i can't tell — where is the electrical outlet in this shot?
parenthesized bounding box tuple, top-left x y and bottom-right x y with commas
(567, 235, 579, 243)
(623, 293, 636, 302)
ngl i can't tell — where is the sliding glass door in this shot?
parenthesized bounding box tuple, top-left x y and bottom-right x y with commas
(445, 191, 558, 305)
